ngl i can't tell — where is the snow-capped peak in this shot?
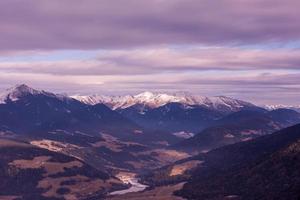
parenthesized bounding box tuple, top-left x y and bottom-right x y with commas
(0, 84, 70, 104)
(9, 84, 42, 95)
(135, 91, 155, 99)
(0, 84, 39, 103)
(132, 92, 184, 108)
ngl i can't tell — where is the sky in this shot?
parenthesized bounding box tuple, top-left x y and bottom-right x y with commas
(0, 0, 300, 105)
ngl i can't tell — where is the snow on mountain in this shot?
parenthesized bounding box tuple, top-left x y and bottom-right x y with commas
(264, 104, 300, 113)
(70, 95, 109, 105)
(72, 91, 257, 111)
(0, 84, 70, 104)
(70, 94, 136, 109)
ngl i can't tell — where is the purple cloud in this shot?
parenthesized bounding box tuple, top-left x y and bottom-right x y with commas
(0, 0, 300, 50)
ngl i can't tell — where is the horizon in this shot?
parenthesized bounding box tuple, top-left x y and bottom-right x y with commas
(0, 0, 300, 105)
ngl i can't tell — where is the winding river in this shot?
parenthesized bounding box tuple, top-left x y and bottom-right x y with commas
(109, 172, 148, 195)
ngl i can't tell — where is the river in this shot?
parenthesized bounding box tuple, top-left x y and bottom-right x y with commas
(109, 172, 148, 195)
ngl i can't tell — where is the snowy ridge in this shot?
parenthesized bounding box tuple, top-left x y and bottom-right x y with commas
(0, 85, 262, 112)
(264, 104, 300, 112)
(72, 91, 256, 111)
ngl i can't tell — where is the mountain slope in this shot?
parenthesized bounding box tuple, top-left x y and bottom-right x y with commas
(0, 138, 124, 200)
(175, 109, 300, 152)
(143, 123, 300, 189)
(177, 124, 300, 200)
(118, 102, 224, 133)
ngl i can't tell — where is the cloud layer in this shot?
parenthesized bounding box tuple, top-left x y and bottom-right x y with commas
(1, 0, 300, 50)
(1, 47, 300, 75)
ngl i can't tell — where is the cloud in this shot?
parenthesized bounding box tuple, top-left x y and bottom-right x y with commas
(1, 47, 300, 76)
(0, 0, 300, 50)
(97, 47, 300, 72)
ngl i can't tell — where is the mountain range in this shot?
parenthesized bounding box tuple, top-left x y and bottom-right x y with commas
(0, 84, 299, 199)
(1, 84, 299, 154)
(1, 84, 299, 151)
(72, 92, 259, 113)
(0, 84, 143, 141)
(73, 91, 266, 134)
(0, 84, 268, 138)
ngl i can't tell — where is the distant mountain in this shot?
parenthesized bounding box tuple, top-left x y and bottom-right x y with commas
(118, 102, 225, 133)
(73, 92, 263, 134)
(72, 92, 259, 113)
(264, 104, 300, 113)
(0, 138, 125, 200)
(175, 109, 300, 152)
(176, 123, 300, 200)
